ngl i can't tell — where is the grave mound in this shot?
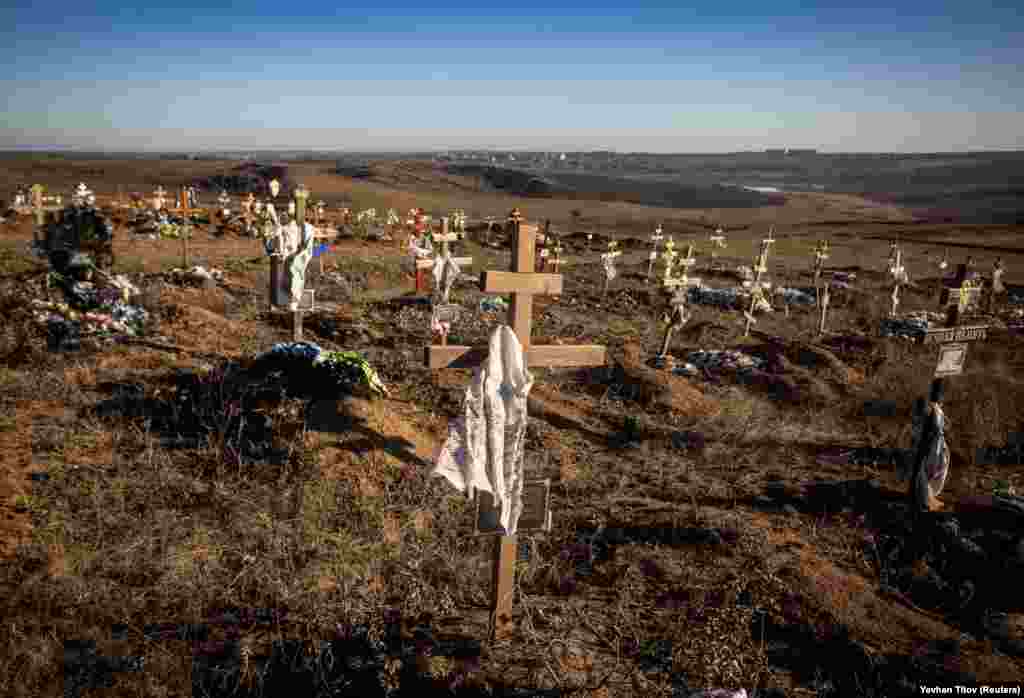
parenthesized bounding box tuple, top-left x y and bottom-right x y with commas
(619, 342, 720, 417)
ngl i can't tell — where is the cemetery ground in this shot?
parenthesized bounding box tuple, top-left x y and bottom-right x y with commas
(1, 163, 1024, 697)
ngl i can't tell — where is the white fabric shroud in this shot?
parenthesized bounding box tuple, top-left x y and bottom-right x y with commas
(431, 325, 535, 535)
(602, 253, 618, 281)
(284, 222, 316, 307)
(901, 400, 950, 497)
(432, 248, 462, 303)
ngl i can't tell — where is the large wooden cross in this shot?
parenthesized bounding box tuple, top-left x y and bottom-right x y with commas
(910, 262, 991, 511)
(425, 217, 606, 641)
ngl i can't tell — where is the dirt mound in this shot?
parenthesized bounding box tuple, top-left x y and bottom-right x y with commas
(157, 301, 257, 358)
(619, 343, 720, 417)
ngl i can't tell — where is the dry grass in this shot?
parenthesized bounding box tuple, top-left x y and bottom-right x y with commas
(1, 158, 1023, 696)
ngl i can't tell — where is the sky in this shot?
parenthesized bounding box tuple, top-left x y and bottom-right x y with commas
(1, 1, 1022, 153)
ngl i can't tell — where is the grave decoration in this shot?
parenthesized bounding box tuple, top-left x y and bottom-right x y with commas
(258, 185, 330, 338)
(416, 217, 473, 295)
(708, 227, 728, 271)
(33, 182, 115, 272)
(742, 230, 776, 337)
(426, 214, 606, 641)
(31, 208, 145, 347)
(905, 263, 991, 513)
(601, 240, 621, 296)
(655, 243, 701, 366)
(250, 341, 388, 399)
(646, 224, 665, 281)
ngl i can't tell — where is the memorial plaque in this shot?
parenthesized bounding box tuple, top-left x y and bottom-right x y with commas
(299, 289, 315, 312)
(920, 324, 989, 345)
(934, 342, 968, 377)
(474, 479, 552, 536)
(433, 303, 462, 324)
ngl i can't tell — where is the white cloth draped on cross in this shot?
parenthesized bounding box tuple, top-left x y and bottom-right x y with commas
(900, 400, 950, 499)
(602, 252, 618, 281)
(259, 206, 317, 308)
(432, 248, 462, 305)
(431, 325, 534, 535)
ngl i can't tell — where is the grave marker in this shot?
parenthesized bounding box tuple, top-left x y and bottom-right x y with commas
(151, 186, 168, 212)
(812, 240, 830, 306)
(888, 243, 908, 318)
(601, 240, 621, 296)
(910, 263, 991, 512)
(647, 225, 665, 281)
(989, 258, 1006, 314)
(743, 232, 776, 337)
(709, 227, 728, 271)
(415, 217, 474, 294)
(424, 216, 606, 640)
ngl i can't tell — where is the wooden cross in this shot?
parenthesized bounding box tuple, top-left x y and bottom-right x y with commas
(743, 236, 775, 337)
(601, 240, 621, 296)
(424, 217, 606, 641)
(939, 263, 982, 318)
(415, 217, 474, 294)
(888, 245, 908, 318)
(709, 227, 727, 270)
(658, 285, 692, 360)
(813, 240, 830, 306)
(910, 263, 992, 511)
(662, 237, 678, 283)
(647, 225, 665, 281)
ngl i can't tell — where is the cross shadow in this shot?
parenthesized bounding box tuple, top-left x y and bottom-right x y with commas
(304, 399, 434, 471)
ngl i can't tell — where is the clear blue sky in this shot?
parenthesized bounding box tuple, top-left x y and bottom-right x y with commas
(2, 1, 1021, 152)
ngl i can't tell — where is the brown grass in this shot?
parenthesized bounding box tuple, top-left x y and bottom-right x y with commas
(1, 157, 1023, 696)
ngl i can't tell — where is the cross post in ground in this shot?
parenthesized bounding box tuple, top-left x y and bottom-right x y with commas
(910, 263, 992, 512)
(812, 240, 830, 306)
(424, 215, 606, 641)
